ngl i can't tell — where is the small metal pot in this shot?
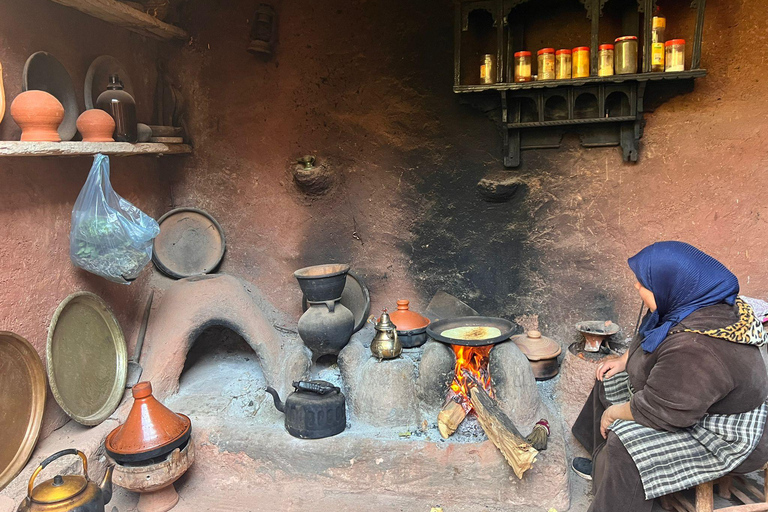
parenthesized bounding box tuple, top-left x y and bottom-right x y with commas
(397, 326, 428, 348)
(266, 381, 346, 439)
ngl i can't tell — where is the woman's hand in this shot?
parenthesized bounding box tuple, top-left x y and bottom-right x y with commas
(595, 353, 627, 381)
(600, 402, 634, 438)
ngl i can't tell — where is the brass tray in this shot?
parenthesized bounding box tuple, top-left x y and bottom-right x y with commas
(47, 292, 127, 426)
(0, 332, 46, 491)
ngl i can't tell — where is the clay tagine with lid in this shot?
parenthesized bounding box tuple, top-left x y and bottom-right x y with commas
(105, 381, 191, 464)
(388, 299, 430, 348)
(511, 330, 562, 380)
(10, 90, 64, 141)
(76, 109, 115, 142)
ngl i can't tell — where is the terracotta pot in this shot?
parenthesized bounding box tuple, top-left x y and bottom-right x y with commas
(512, 330, 562, 380)
(10, 90, 64, 142)
(105, 381, 191, 464)
(76, 109, 115, 142)
(388, 300, 430, 348)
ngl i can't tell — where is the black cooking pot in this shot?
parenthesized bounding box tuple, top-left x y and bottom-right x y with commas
(398, 326, 428, 348)
(266, 380, 346, 439)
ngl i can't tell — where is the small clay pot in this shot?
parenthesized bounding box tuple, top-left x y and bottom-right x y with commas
(76, 109, 115, 142)
(10, 90, 64, 142)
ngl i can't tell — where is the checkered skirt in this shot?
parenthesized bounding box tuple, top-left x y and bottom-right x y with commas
(603, 372, 767, 500)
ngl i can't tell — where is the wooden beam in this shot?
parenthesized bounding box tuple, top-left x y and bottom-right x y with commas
(469, 386, 538, 479)
(47, 0, 188, 41)
(0, 142, 192, 157)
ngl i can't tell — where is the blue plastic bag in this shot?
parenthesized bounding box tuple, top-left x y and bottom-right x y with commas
(70, 154, 160, 284)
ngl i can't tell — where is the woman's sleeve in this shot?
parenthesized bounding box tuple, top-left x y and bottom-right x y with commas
(629, 334, 734, 431)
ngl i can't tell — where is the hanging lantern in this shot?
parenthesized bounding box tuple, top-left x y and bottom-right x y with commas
(248, 3, 277, 56)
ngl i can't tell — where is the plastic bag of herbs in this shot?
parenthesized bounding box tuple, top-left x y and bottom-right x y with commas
(70, 154, 160, 284)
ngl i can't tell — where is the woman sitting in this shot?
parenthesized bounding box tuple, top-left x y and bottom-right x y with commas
(571, 241, 768, 512)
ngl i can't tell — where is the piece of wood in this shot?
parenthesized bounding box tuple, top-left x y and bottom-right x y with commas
(46, 0, 188, 41)
(469, 386, 538, 479)
(437, 400, 467, 439)
(150, 137, 184, 144)
(695, 481, 714, 512)
(716, 505, 768, 512)
(0, 141, 191, 157)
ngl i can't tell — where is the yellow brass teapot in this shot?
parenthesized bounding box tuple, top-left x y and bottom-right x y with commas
(17, 449, 113, 512)
(369, 310, 402, 360)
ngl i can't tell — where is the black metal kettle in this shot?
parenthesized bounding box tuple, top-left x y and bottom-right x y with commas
(266, 380, 346, 439)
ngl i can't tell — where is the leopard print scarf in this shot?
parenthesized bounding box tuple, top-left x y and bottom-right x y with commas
(676, 297, 768, 347)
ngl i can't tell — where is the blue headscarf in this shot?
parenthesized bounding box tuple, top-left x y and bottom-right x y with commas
(628, 241, 739, 353)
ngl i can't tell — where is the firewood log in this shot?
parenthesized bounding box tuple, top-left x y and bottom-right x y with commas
(438, 399, 468, 439)
(469, 385, 538, 479)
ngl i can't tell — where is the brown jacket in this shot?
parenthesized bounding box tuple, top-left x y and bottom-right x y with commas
(626, 303, 768, 472)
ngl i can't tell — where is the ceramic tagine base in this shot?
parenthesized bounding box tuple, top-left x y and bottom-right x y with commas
(113, 442, 195, 512)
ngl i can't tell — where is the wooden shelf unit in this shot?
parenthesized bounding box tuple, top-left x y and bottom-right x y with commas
(0, 142, 192, 157)
(47, 0, 188, 41)
(453, 0, 709, 167)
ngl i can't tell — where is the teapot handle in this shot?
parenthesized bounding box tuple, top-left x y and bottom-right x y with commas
(27, 449, 88, 497)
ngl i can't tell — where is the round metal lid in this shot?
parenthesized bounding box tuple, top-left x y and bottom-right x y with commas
(31, 475, 87, 504)
(152, 208, 226, 279)
(84, 55, 135, 111)
(0, 332, 46, 492)
(47, 292, 127, 426)
(22, 51, 79, 141)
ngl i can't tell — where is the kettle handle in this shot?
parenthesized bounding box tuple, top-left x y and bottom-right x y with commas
(27, 449, 88, 497)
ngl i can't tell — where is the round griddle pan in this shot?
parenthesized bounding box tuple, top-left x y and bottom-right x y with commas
(152, 207, 226, 279)
(427, 316, 515, 346)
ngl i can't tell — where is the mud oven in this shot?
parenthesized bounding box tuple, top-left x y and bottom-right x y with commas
(121, 271, 570, 511)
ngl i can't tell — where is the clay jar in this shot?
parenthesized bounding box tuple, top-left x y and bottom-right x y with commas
(76, 109, 115, 142)
(10, 90, 64, 141)
(295, 264, 355, 358)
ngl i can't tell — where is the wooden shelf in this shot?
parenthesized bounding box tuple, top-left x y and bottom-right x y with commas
(47, 0, 188, 41)
(454, 70, 708, 93)
(0, 142, 192, 157)
(507, 116, 636, 129)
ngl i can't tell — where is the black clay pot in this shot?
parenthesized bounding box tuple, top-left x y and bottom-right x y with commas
(266, 380, 346, 439)
(298, 300, 354, 357)
(294, 264, 350, 302)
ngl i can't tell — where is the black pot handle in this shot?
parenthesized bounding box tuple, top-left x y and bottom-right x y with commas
(28, 449, 88, 497)
(292, 381, 339, 395)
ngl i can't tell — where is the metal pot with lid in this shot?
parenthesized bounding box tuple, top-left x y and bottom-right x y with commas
(266, 380, 346, 439)
(17, 449, 113, 512)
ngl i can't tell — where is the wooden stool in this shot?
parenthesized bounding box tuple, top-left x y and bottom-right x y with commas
(659, 466, 768, 512)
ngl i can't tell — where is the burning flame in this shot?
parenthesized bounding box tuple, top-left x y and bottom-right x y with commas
(450, 345, 494, 410)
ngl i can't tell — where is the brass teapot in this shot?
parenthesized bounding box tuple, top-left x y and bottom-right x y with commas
(17, 449, 113, 512)
(370, 310, 402, 360)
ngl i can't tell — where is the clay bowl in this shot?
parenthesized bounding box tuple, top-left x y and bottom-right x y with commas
(294, 264, 350, 302)
(22, 51, 78, 141)
(10, 90, 64, 142)
(76, 110, 115, 142)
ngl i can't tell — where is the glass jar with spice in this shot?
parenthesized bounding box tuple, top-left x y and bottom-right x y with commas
(598, 44, 614, 76)
(514, 51, 532, 82)
(537, 48, 555, 80)
(480, 54, 495, 84)
(651, 14, 666, 72)
(555, 49, 571, 79)
(614, 36, 638, 74)
(572, 46, 590, 78)
(665, 39, 685, 72)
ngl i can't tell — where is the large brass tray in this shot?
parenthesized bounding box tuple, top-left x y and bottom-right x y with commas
(0, 331, 46, 491)
(47, 292, 127, 426)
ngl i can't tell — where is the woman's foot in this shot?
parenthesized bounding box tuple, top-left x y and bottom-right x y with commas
(571, 457, 593, 481)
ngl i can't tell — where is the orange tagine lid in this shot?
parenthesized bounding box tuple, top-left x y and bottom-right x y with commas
(511, 330, 562, 361)
(514, 51, 532, 57)
(105, 381, 191, 463)
(388, 300, 430, 333)
(537, 48, 555, 55)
